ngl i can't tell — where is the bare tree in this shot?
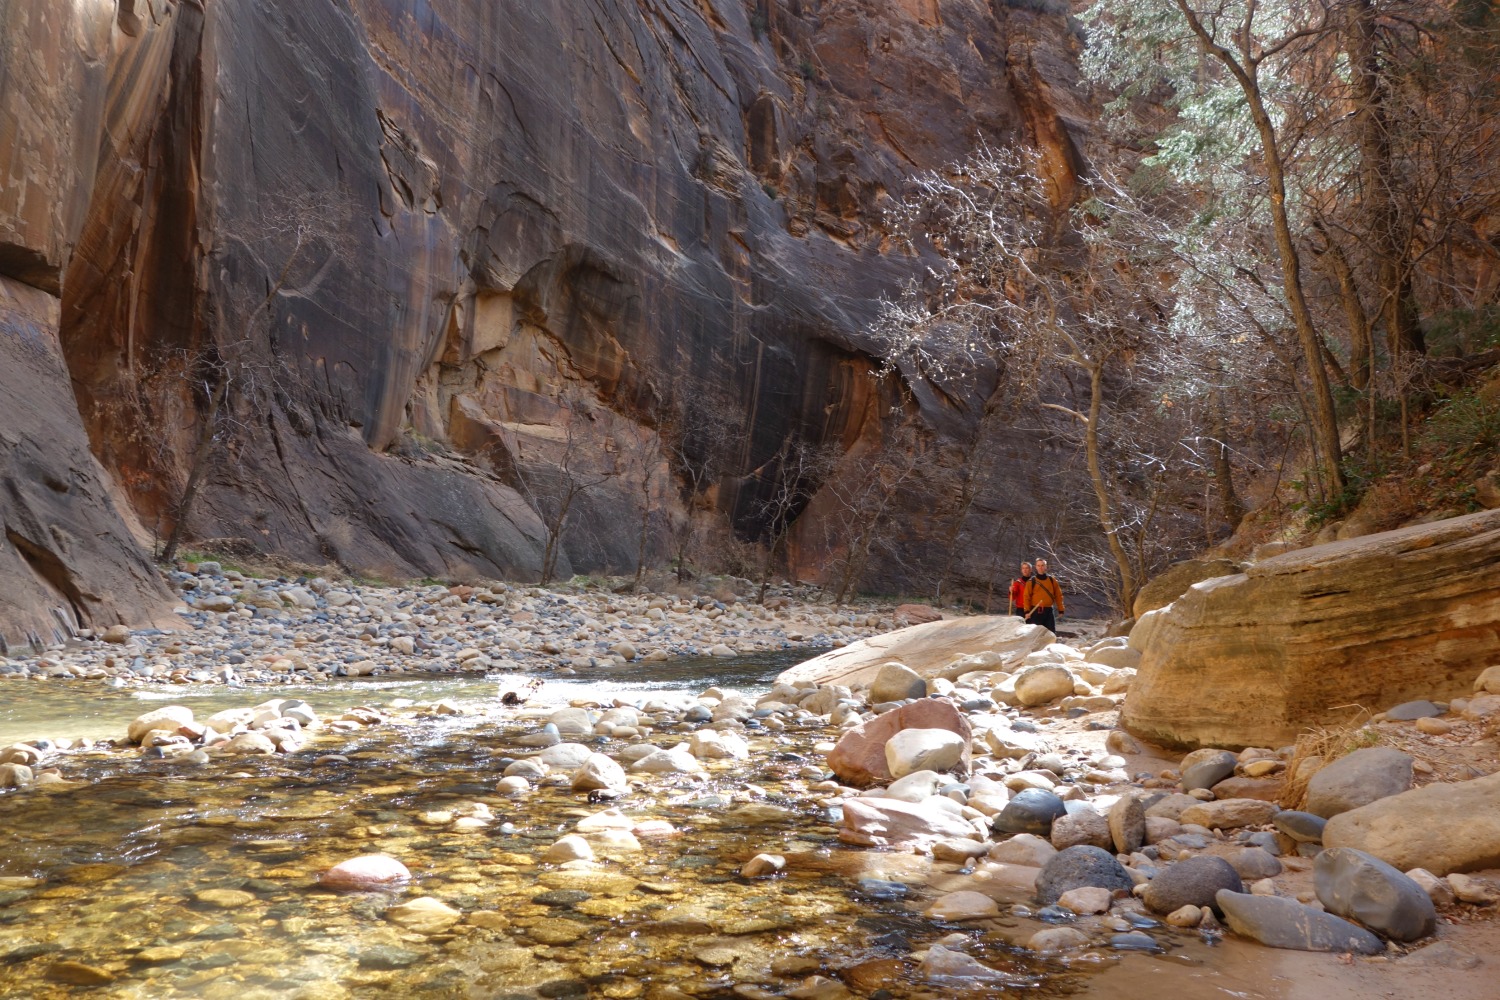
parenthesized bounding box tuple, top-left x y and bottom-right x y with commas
(751, 433, 826, 605)
(510, 389, 625, 586)
(818, 423, 924, 605)
(161, 204, 331, 564)
(659, 381, 745, 583)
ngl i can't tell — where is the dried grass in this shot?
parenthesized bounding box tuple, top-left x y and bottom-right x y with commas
(1281, 708, 1500, 809)
(1279, 709, 1379, 810)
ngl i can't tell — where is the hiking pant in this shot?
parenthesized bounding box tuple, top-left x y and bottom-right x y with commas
(1029, 607, 1056, 633)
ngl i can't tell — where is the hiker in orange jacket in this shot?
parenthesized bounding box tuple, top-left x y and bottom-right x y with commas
(1007, 562, 1033, 617)
(1024, 558, 1064, 633)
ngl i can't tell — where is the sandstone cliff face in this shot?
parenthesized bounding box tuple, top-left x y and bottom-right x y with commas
(0, 0, 1091, 644)
(1121, 510, 1500, 750)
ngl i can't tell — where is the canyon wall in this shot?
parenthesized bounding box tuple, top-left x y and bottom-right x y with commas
(0, 0, 1093, 647)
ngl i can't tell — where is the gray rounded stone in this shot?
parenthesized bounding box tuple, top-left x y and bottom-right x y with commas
(1050, 808, 1112, 851)
(1273, 810, 1327, 843)
(1035, 846, 1133, 906)
(993, 788, 1067, 837)
(1384, 701, 1442, 721)
(1226, 847, 1283, 881)
(1313, 847, 1436, 942)
(1215, 890, 1384, 954)
(1305, 748, 1413, 819)
(1141, 855, 1244, 915)
(1180, 749, 1238, 792)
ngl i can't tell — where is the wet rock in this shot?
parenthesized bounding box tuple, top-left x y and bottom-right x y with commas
(359, 946, 423, 970)
(993, 788, 1067, 837)
(0, 763, 33, 789)
(1058, 886, 1111, 914)
(45, 961, 115, 985)
(1215, 890, 1383, 954)
(687, 729, 749, 760)
(629, 747, 703, 774)
(925, 890, 1000, 921)
(193, 888, 255, 909)
(884, 728, 966, 780)
(386, 896, 462, 934)
(1141, 856, 1244, 914)
(1165, 904, 1203, 927)
(1314, 847, 1436, 941)
(827, 698, 971, 786)
(544, 835, 595, 863)
(538, 743, 596, 769)
(570, 753, 627, 793)
(920, 944, 1006, 979)
(131, 946, 185, 965)
(740, 854, 785, 877)
(1305, 747, 1414, 818)
(1035, 845, 1132, 906)
(839, 796, 979, 849)
(318, 855, 411, 890)
(220, 731, 278, 755)
(127, 706, 195, 744)
(1027, 927, 1089, 953)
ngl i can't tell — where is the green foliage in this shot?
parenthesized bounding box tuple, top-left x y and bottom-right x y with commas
(798, 58, 816, 80)
(1289, 455, 1377, 525)
(761, 181, 778, 200)
(1423, 306, 1500, 357)
(1424, 387, 1500, 457)
(175, 549, 247, 575)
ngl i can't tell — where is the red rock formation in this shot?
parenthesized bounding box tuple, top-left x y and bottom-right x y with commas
(0, 0, 1093, 642)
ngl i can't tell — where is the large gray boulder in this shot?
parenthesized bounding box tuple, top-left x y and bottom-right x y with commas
(1141, 856, 1243, 915)
(1323, 771, 1500, 875)
(1314, 847, 1436, 942)
(1034, 846, 1132, 906)
(1305, 748, 1413, 818)
(1215, 891, 1384, 954)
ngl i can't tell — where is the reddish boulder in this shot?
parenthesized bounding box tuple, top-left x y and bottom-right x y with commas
(892, 604, 943, 626)
(827, 699, 971, 787)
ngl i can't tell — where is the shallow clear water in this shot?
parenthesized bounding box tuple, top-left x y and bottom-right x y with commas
(0, 652, 1236, 999)
(0, 652, 792, 748)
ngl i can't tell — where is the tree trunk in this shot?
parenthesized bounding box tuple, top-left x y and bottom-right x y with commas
(1175, 1, 1346, 500)
(1345, 0, 1425, 358)
(1083, 363, 1137, 614)
(161, 376, 230, 564)
(1210, 388, 1245, 529)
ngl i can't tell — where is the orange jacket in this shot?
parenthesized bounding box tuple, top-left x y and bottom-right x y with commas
(1008, 577, 1030, 612)
(1025, 574, 1064, 614)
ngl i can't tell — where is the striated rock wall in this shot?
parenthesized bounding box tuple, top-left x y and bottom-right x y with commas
(0, 0, 1094, 643)
(1121, 509, 1500, 750)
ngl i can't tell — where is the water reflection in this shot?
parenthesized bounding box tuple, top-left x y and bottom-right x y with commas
(0, 653, 1104, 998)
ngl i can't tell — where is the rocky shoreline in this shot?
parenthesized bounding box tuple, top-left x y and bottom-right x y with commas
(0, 584, 1496, 997)
(0, 563, 895, 686)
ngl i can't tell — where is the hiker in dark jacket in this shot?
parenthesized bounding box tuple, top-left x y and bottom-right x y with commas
(1024, 558, 1064, 633)
(1008, 562, 1033, 617)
